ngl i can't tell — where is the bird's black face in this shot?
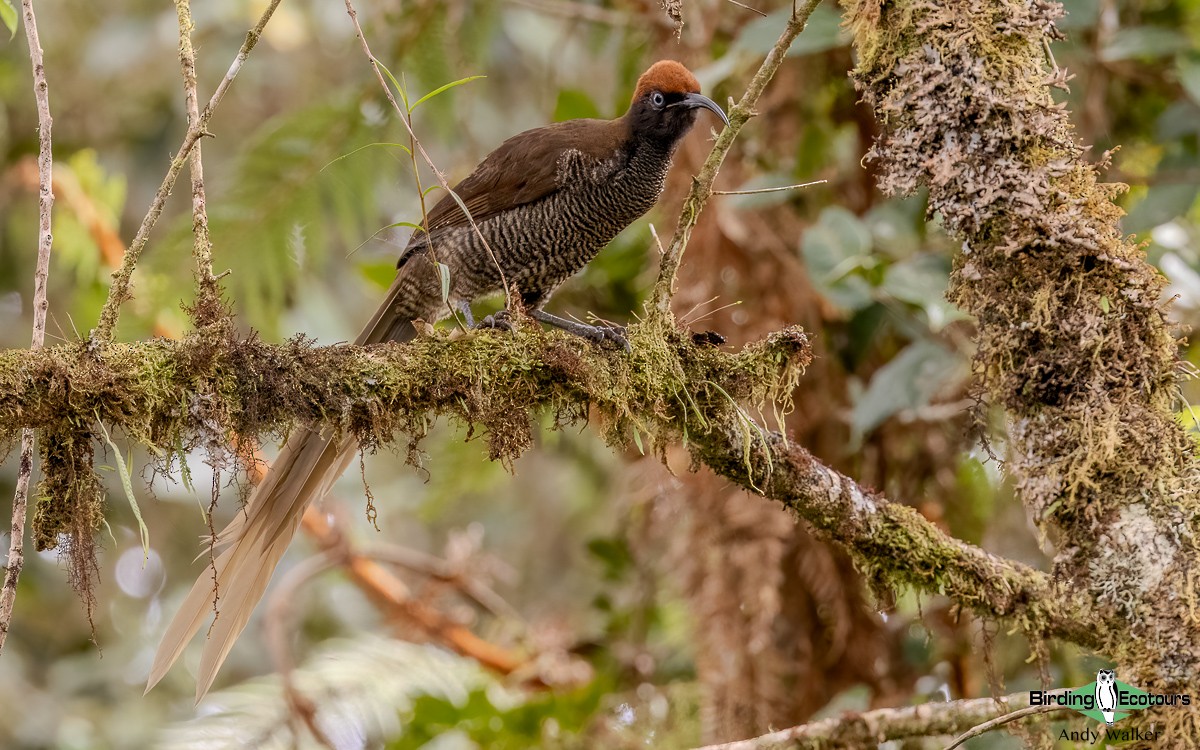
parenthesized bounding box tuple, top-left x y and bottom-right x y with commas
(628, 89, 729, 146)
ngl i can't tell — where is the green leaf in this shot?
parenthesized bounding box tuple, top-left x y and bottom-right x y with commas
(320, 142, 411, 172)
(1178, 56, 1200, 107)
(1155, 101, 1200, 140)
(946, 456, 994, 545)
(1, 0, 16, 40)
(411, 75, 485, 111)
(1124, 182, 1199, 234)
(1101, 27, 1189, 62)
(1056, 0, 1099, 31)
(801, 206, 875, 312)
(176, 445, 194, 494)
(586, 537, 634, 581)
(631, 427, 644, 455)
(445, 187, 479, 225)
(359, 261, 398, 288)
(375, 59, 408, 110)
(1100, 295, 1110, 314)
(382, 221, 424, 232)
(880, 255, 968, 331)
(422, 184, 443, 198)
(98, 422, 150, 563)
(850, 340, 964, 444)
(436, 261, 451, 304)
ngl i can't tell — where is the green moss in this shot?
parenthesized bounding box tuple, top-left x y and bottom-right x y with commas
(0, 318, 811, 611)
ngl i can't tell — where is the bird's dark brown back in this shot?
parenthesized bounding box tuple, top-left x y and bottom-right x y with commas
(412, 118, 628, 242)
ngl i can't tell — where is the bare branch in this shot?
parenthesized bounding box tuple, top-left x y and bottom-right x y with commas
(91, 0, 284, 343)
(723, 0, 767, 17)
(1, 0, 56, 654)
(650, 0, 823, 317)
(506, 0, 652, 26)
(690, 690, 1070, 750)
(174, 0, 222, 326)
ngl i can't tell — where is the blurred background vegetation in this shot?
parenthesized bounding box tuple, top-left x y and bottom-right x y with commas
(1, 0, 1199, 747)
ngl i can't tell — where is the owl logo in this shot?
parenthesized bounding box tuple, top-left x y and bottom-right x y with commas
(1096, 669, 1117, 725)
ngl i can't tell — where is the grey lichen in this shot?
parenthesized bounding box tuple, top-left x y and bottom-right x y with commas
(842, 0, 1200, 721)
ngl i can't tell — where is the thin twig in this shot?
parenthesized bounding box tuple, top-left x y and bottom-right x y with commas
(724, 0, 767, 17)
(713, 179, 827, 195)
(1, 0, 55, 654)
(359, 543, 523, 622)
(944, 700, 1072, 750)
(691, 690, 1071, 750)
(91, 0, 284, 343)
(650, 0, 823, 318)
(174, 0, 222, 326)
(342, 0, 511, 308)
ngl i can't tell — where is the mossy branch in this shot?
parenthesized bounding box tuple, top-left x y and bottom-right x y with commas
(685, 418, 1101, 650)
(842, 0, 1200, 695)
(0, 320, 1093, 646)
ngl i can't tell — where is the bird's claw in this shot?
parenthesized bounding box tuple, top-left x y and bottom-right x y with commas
(476, 309, 515, 332)
(583, 324, 631, 352)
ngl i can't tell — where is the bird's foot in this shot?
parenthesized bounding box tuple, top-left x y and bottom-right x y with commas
(580, 323, 630, 352)
(528, 309, 631, 352)
(476, 309, 515, 333)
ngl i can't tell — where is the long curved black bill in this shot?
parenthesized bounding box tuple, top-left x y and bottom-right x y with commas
(677, 92, 729, 127)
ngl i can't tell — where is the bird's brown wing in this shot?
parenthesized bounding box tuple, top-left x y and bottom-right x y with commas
(415, 118, 624, 240)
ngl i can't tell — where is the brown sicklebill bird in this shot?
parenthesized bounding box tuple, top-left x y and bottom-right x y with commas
(147, 60, 727, 700)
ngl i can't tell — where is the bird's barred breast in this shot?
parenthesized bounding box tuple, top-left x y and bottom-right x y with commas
(441, 142, 673, 302)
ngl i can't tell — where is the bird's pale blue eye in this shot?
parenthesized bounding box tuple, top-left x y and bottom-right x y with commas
(651, 92, 665, 108)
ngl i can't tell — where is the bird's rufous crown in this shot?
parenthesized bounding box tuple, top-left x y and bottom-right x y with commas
(633, 60, 701, 101)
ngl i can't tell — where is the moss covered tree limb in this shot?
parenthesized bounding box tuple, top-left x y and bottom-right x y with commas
(842, 0, 1200, 698)
(687, 425, 1101, 648)
(0, 320, 1093, 645)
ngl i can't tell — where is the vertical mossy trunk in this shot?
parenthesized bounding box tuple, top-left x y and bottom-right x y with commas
(842, 0, 1200, 730)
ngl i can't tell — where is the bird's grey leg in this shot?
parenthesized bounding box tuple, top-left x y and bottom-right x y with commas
(529, 309, 629, 351)
(462, 299, 514, 332)
(455, 300, 476, 328)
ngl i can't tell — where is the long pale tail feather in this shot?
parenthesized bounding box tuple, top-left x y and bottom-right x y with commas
(192, 433, 355, 701)
(148, 271, 429, 699)
(146, 430, 343, 697)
